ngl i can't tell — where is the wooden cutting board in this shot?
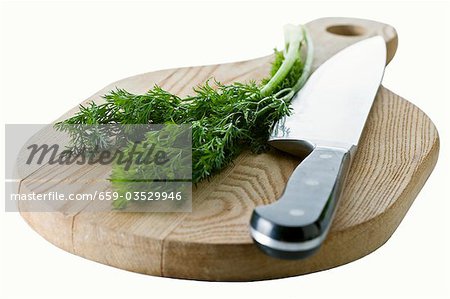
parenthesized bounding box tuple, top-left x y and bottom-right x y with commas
(17, 18, 439, 281)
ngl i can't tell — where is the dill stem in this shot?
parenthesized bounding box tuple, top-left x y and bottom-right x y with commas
(260, 24, 304, 97)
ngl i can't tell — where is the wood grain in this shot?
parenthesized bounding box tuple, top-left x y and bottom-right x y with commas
(17, 18, 439, 281)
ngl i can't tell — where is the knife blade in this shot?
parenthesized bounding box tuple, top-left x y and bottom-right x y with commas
(250, 36, 387, 259)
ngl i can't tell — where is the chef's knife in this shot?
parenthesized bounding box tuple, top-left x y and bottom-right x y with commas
(250, 36, 387, 259)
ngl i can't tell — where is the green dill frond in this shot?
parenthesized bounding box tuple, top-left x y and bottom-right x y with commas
(55, 25, 314, 199)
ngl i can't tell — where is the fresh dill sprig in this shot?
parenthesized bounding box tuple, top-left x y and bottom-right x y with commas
(55, 25, 314, 207)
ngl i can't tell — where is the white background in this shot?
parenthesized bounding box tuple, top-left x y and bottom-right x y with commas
(1, 1, 449, 298)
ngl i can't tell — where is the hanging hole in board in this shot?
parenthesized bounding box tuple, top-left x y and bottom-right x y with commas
(326, 25, 366, 36)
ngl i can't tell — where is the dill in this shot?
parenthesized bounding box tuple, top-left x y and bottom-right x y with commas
(55, 24, 313, 202)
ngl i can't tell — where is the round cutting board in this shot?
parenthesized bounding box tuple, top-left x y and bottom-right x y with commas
(18, 18, 439, 281)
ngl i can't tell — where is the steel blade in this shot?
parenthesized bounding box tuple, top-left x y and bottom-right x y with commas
(270, 36, 386, 153)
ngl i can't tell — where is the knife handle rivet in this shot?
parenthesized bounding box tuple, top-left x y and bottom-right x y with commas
(305, 179, 319, 186)
(289, 209, 305, 216)
(319, 153, 333, 159)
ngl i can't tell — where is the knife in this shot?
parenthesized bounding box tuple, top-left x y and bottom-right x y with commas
(250, 36, 387, 260)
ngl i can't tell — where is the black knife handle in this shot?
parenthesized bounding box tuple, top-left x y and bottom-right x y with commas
(250, 146, 351, 259)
